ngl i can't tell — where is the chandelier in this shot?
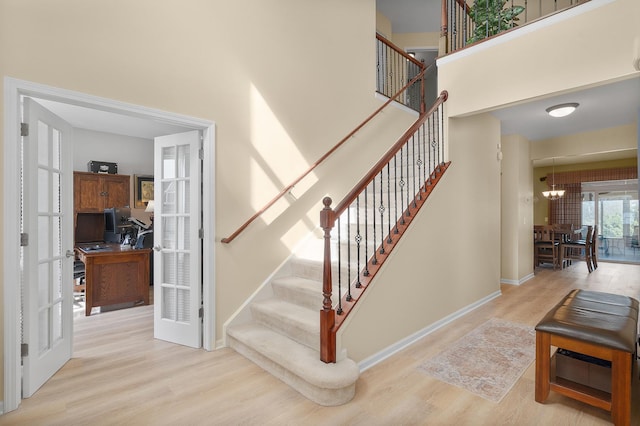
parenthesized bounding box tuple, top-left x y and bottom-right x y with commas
(542, 158, 565, 200)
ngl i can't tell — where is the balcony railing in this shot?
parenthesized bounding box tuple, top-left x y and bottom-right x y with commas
(441, 0, 591, 54)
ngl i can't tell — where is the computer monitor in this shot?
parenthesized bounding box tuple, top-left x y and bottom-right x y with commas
(104, 207, 133, 243)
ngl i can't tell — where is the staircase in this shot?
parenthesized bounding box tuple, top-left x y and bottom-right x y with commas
(226, 168, 423, 406)
(226, 235, 360, 406)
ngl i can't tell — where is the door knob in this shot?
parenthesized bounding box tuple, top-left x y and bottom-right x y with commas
(65, 250, 75, 258)
(153, 245, 162, 252)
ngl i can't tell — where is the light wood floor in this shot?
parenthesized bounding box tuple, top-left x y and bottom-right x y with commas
(3, 261, 639, 425)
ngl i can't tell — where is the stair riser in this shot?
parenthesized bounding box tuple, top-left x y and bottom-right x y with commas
(250, 305, 319, 351)
(227, 334, 356, 406)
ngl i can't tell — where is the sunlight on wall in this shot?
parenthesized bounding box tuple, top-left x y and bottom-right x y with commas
(249, 84, 319, 232)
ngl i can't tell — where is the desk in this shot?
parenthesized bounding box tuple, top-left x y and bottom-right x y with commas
(75, 243, 152, 316)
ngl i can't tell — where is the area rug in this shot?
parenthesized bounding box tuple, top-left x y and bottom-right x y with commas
(417, 318, 536, 403)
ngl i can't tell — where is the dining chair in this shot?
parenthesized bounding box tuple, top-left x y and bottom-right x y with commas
(534, 225, 559, 269)
(590, 225, 598, 270)
(560, 225, 593, 273)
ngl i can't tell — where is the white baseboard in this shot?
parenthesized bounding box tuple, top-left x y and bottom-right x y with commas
(358, 290, 502, 372)
(500, 273, 535, 286)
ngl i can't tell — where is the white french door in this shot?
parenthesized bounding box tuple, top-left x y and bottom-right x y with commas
(21, 98, 74, 397)
(153, 130, 202, 348)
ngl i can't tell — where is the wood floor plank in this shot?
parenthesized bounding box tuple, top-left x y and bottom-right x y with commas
(2, 262, 639, 425)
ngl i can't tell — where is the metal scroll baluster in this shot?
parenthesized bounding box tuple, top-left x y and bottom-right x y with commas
(405, 141, 411, 218)
(393, 154, 399, 234)
(336, 216, 342, 315)
(372, 177, 378, 264)
(378, 171, 385, 254)
(346, 205, 351, 308)
(438, 103, 443, 168)
(412, 134, 418, 208)
(399, 145, 406, 224)
(363, 187, 370, 276)
(386, 163, 392, 244)
(354, 195, 361, 291)
(429, 114, 434, 180)
(416, 126, 424, 199)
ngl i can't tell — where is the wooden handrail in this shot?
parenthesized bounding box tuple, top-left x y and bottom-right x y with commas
(221, 45, 426, 244)
(375, 33, 424, 69)
(332, 90, 448, 219)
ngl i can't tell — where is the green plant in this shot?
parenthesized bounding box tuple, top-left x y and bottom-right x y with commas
(468, 0, 525, 44)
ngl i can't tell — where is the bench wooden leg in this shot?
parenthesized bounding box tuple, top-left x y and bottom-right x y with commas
(611, 350, 632, 426)
(535, 331, 551, 403)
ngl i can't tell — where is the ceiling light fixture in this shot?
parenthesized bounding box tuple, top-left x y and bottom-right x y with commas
(542, 158, 565, 200)
(545, 102, 579, 118)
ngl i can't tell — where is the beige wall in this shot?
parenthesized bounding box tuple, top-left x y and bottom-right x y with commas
(0, 0, 423, 403)
(501, 134, 534, 283)
(342, 113, 502, 362)
(376, 11, 392, 39)
(392, 32, 441, 50)
(531, 123, 638, 162)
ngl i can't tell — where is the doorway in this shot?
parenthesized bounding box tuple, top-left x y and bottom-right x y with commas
(3, 77, 216, 413)
(582, 179, 639, 263)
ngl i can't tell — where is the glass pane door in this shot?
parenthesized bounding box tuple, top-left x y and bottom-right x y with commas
(582, 180, 639, 263)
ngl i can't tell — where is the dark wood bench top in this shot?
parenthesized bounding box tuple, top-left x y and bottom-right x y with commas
(535, 289, 639, 353)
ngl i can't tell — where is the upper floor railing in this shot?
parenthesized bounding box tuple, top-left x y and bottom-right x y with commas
(441, 0, 590, 54)
(376, 33, 426, 113)
(319, 91, 450, 363)
(222, 36, 426, 244)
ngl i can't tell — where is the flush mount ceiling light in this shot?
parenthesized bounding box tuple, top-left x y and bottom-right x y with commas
(545, 102, 579, 118)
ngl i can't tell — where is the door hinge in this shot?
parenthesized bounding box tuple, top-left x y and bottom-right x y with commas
(198, 147, 204, 160)
(199, 307, 204, 318)
(21, 123, 29, 137)
(20, 233, 29, 247)
(21, 343, 28, 357)
(199, 228, 204, 239)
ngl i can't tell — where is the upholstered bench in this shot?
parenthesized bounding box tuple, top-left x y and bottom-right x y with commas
(535, 289, 638, 426)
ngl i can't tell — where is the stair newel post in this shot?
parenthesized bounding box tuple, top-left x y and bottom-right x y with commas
(319, 196, 337, 363)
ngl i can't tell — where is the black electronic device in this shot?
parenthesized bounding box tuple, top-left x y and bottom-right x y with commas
(88, 160, 118, 174)
(104, 207, 133, 243)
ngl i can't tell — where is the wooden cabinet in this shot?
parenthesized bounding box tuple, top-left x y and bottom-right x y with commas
(74, 172, 131, 212)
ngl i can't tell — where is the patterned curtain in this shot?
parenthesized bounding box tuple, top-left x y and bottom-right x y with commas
(546, 167, 638, 226)
(549, 183, 581, 226)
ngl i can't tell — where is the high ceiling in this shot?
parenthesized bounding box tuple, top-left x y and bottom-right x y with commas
(376, 0, 639, 165)
(376, 0, 441, 34)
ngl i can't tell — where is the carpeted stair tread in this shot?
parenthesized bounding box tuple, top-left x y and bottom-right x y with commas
(251, 298, 318, 349)
(271, 276, 324, 310)
(227, 322, 359, 390)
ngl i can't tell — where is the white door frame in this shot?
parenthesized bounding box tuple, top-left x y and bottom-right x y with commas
(3, 77, 216, 413)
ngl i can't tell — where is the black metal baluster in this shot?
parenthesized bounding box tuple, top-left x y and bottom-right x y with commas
(355, 195, 362, 289)
(416, 126, 424, 198)
(347, 204, 351, 308)
(405, 140, 411, 217)
(363, 187, 370, 277)
(412, 135, 418, 208)
(428, 114, 434, 183)
(438, 103, 443, 167)
(386, 163, 392, 243)
(393, 154, 399, 234)
(399, 144, 406, 224)
(372, 177, 378, 264)
(378, 171, 385, 254)
(336, 216, 342, 315)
